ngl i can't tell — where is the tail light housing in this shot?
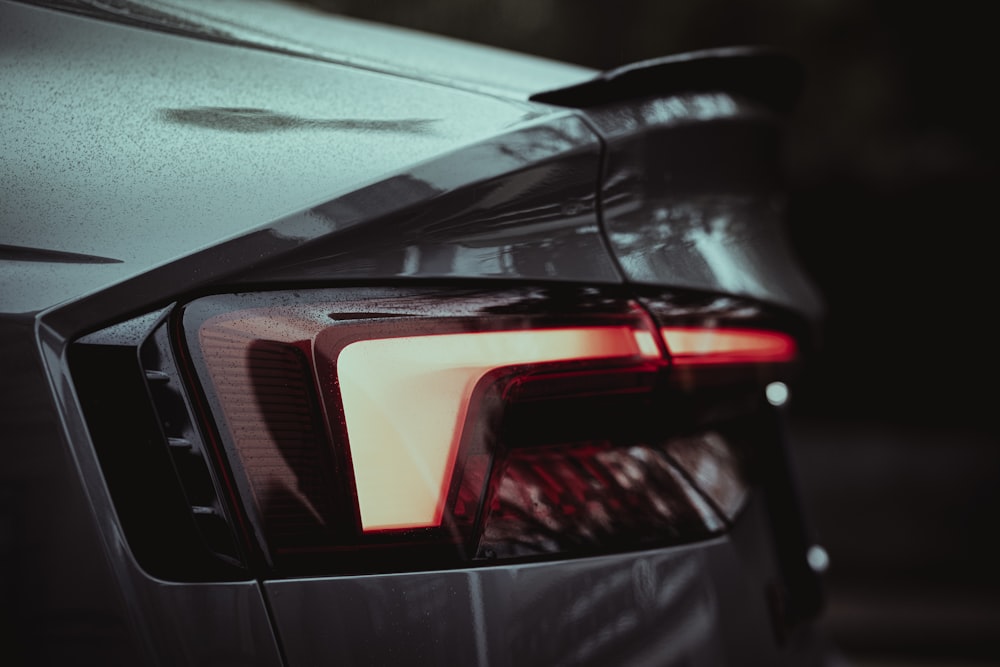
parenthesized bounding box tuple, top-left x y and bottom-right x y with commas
(71, 286, 801, 578)
(167, 287, 798, 575)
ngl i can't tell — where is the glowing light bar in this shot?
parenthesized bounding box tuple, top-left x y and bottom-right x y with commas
(337, 326, 658, 531)
(661, 327, 796, 365)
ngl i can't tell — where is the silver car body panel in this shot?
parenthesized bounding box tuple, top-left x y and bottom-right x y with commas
(2, 1, 825, 664)
(1, 1, 551, 313)
(266, 500, 793, 667)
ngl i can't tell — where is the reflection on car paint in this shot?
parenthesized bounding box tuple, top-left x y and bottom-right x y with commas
(588, 92, 822, 318)
(160, 107, 440, 134)
(244, 114, 620, 284)
(264, 535, 790, 666)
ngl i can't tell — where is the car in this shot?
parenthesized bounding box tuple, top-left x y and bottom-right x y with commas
(1, 0, 831, 664)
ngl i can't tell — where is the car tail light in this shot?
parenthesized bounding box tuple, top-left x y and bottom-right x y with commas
(662, 327, 796, 365)
(177, 288, 797, 574)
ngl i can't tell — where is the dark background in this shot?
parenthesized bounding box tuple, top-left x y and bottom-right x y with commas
(305, 0, 999, 662)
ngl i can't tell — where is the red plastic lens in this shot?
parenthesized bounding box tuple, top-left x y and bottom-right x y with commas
(338, 327, 659, 531)
(478, 442, 723, 559)
(661, 327, 796, 364)
(183, 289, 792, 572)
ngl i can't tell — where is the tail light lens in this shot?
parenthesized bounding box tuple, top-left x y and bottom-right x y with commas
(336, 326, 658, 531)
(180, 288, 797, 574)
(662, 327, 796, 365)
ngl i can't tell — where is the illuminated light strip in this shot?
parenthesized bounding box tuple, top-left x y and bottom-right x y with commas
(337, 327, 659, 532)
(661, 327, 797, 365)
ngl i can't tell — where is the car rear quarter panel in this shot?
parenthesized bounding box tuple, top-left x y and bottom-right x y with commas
(2, 3, 825, 665)
(0, 0, 544, 313)
(265, 502, 793, 667)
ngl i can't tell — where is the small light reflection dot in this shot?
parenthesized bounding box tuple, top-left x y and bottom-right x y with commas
(765, 381, 789, 406)
(807, 545, 830, 574)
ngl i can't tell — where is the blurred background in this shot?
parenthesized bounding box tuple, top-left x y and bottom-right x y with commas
(301, 0, 999, 664)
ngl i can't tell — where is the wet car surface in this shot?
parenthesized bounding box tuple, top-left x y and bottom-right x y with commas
(2, 1, 832, 664)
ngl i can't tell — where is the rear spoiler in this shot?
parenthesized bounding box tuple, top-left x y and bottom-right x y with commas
(529, 46, 802, 112)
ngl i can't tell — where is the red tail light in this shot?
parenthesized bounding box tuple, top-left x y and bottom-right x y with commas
(662, 327, 797, 365)
(337, 327, 659, 531)
(181, 288, 797, 574)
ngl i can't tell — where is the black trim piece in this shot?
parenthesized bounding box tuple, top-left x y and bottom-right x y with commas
(139, 317, 248, 570)
(530, 47, 802, 112)
(0, 243, 122, 264)
(69, 340, 248, 581)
